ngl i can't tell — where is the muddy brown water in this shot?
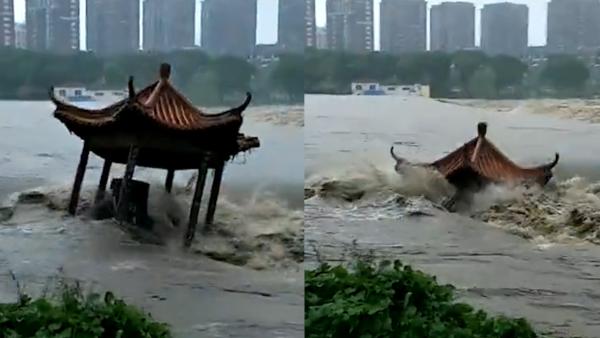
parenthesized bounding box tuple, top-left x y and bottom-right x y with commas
(305, 94, 600, 338)
(0, 101, 304, 338)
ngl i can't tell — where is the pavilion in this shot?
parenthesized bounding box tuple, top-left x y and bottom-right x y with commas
(50, 63, 260, 246)
(391, 122, 559, 191)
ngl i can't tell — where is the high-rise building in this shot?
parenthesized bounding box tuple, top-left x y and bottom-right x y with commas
(0, 0, 15, 48)
(326, 0, 373, 53)
(26, 0, 79, 53)
(316, 26, 327, 49)
(547, 0, 600, 53)
(201, 0, 257, 57)
(380, 0, 426, 54)
(25, 0, 45, 51)
(87, 0, 139, 56)
(143, 0, 195, 51)
(481, 3, 528, 57)
(430, 2, 474, 52)
(305, 0, 316, 48)
(278, 0, 304, 52)
(14, 22, 25, 49)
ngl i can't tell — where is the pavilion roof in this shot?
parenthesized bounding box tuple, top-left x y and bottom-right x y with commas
(50, 63, 259, 167)
(430, 122, 559, 187)
(391, 122, 559, 188)
(51, 63, 251, 132)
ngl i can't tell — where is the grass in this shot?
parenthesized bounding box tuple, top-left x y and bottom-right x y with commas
(0, 277, 171, 338)
(306, 260, 546, 338)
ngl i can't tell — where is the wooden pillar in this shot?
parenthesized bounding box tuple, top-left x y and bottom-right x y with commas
(94, 160, 112, 204)
(165, 169, 175, 193)
(205, 161, 225, 225)
(184, 159, 209, 247)
(116, 145, 139, 222)
(68, 141, 90, 215)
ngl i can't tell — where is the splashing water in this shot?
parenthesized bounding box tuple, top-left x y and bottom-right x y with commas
(473, 177, 600, 245)
(1, 178, 303, 270)
(305, 158, 600, 246)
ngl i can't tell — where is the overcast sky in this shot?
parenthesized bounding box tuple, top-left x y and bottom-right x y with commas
(316, 0, 549, 48)
(13, 0, 279, 47)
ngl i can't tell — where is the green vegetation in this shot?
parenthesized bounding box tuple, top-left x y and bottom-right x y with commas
(270, 53, 304, 103)
(540, 55, 591, 93)
(306, 260, 544, 338)
(0, 283, 171, 337)
(0, 47, 302, 105)
(2, 46, 595, 102)
(305, 48, 597, 99)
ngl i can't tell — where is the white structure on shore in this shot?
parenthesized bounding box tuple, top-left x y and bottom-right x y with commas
(53, 87, 128, 104)
(351, 82, 430, 97)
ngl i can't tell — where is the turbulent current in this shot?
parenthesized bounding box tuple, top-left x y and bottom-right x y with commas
(305, 95, 600, 338)
(0, 102, 304, 338)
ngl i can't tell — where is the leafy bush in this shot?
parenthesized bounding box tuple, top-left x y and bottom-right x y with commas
(0, 284, 171, 338)
(306, 260, 541, 338)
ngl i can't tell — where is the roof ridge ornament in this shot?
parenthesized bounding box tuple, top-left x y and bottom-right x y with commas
(471, 121, 487, 163)
(235, 92, 252, 115)
(128, 76, 135, 100)
(145, 63, 170, 106)
(160, 63, 171, 81)
(477, 122, 487, 137)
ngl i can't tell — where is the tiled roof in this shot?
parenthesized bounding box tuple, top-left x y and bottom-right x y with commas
(51, 63, 251, 132)
(431, 122, 559, 186)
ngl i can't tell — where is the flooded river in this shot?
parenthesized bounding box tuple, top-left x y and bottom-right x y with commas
(0, 101, 304, 338)
(305, 94, 600, 338)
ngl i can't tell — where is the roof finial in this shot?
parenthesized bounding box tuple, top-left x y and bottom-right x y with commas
(477, 122, 487, 137)
(160, 63, 171, 80)
(128, 76, 135, 99)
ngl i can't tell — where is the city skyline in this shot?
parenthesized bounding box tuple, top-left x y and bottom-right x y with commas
(12, 0, 279, 50)
(316, 0, 548, 49)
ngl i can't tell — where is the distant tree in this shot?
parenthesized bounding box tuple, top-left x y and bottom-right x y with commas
(211, 56, 255, 102)
(488, 55, 528, 90)
(107, 53, 163, 85)
(0, 48, 30, 97)
(186, 69, 221, 106)
(270, 53, 304, 102)
(452, 51, 489, 97)
(104, 62, 128, 87)
(468, 66, 497, 99)
(303, 48, 323, 93)
(347, 52, 397, 84)
(326, 52, 354, 92)
(396, 53, 426, 84)
(421, 52, 452, 97)
(164, 50, 210, 88)
(0, 48, 295, 103)
(304, 49, 352, 94)
(541, 55, 590, 91)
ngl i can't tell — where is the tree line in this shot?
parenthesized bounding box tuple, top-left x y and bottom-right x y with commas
(0, 48, 303, 105)
(0, 47, 594, 103)
(305, 48, 595, 99)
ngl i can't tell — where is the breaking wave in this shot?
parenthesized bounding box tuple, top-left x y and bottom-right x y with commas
(306, 161, 600, 245)
(0, 180, 303, 270)
(247, 105, 304, 127)
(305, 162, 454, 202)
(305, 162, 455, 220)
(472, 177, 600, 245)
(443, 99, 600, 123)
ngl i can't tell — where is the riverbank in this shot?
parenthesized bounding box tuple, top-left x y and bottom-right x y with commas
(0, 283, 171, 337)
(439, 98, 600, 123)
(306, 259, 551, 338)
